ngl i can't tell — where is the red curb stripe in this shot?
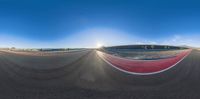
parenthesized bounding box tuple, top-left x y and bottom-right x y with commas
(97, 49, 191, 74)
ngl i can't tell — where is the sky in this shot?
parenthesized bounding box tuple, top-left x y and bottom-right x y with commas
(0, 0, 200, 48)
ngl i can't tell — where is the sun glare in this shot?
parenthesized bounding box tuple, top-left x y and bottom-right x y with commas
(96, 42, 103, 48)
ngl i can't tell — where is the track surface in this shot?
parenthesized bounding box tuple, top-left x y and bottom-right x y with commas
(0, 50, 200, 99)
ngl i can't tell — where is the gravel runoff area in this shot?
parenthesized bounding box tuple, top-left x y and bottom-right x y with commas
(0, 49, 200, 99)
(0, 49, 87, 56)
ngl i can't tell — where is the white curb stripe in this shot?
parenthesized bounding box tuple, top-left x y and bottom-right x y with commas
(96, 49, 192, 75)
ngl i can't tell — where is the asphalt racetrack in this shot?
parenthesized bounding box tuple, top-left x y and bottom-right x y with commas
(0, 49, 200, 99)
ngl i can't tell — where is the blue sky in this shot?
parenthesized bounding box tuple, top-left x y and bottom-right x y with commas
(0, 0, 200, 48)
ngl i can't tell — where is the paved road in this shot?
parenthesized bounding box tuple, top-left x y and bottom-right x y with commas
(0, 50, 200, 99)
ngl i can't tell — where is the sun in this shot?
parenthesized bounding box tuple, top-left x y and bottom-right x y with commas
(96, 42, 103, 48)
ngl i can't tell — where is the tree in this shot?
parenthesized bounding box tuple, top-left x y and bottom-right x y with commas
(144, 45, 147, 50)
(151, 45, 154, 49)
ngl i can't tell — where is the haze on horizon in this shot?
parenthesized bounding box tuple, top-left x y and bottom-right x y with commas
(0, 0, 200, 48)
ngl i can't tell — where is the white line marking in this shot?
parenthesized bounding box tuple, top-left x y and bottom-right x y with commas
(101, 50, 187, 62)
(96, 49, 192, 75)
